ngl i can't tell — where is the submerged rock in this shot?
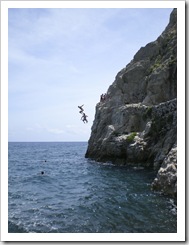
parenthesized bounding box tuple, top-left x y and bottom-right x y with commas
(85, 9, 177, 197)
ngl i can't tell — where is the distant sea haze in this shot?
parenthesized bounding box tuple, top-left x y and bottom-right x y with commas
(8, 142, 176, 233)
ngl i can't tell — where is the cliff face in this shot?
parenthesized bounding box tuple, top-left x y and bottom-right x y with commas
(85, 9, 177, 198)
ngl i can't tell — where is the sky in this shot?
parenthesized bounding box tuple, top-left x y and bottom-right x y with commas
(8, 7, 173, 142)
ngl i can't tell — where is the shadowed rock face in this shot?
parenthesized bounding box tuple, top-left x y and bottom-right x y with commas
(85, 9, 177, 197)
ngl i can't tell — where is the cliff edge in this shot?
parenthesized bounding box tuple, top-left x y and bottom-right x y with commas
(85, 9, 177, 197)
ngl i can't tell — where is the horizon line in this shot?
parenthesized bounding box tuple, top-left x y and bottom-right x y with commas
(8, 141, 88, 143)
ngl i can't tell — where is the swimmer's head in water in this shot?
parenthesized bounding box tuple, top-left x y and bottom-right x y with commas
(41, 171, 44, 175)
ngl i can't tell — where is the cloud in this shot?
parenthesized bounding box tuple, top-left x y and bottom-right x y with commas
(25, 123, 64, 134)
(9, 8, 126, 64)
(46, 127, 65, 135)
(23, 123, 90, 142)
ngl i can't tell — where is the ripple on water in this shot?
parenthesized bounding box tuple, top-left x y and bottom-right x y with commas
(8, 142, 177, 233)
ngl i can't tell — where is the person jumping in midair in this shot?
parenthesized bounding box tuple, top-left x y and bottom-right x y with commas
(81, 113, 88, 123)
(78, 104, 84, 114)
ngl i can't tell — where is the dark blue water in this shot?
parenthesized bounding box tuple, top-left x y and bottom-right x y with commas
(8, 142, 176, 233)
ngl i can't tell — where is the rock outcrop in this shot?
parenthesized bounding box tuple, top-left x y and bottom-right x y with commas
(151, 144, 177, 197)
(85, 9, 177, 197)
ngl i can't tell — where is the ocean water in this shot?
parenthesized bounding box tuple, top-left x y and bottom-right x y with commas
(8, 142, 177, 233)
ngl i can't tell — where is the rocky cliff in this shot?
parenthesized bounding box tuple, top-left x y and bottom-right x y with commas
(85, 9, 177, 198)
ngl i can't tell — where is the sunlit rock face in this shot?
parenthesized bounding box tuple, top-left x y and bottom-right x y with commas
(85, 9, 177, 197)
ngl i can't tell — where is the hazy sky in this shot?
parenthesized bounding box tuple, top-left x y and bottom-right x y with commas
(8, 7, 173, 142)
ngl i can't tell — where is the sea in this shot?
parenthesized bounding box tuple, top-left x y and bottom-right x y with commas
(8, 142, 177, 233)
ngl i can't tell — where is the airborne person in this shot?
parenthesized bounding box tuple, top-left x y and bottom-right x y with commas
(81, 113, 88, 123)
(78, 104, 84, 114)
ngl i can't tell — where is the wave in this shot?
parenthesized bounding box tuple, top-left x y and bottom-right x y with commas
(8, 220, 27, 233)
